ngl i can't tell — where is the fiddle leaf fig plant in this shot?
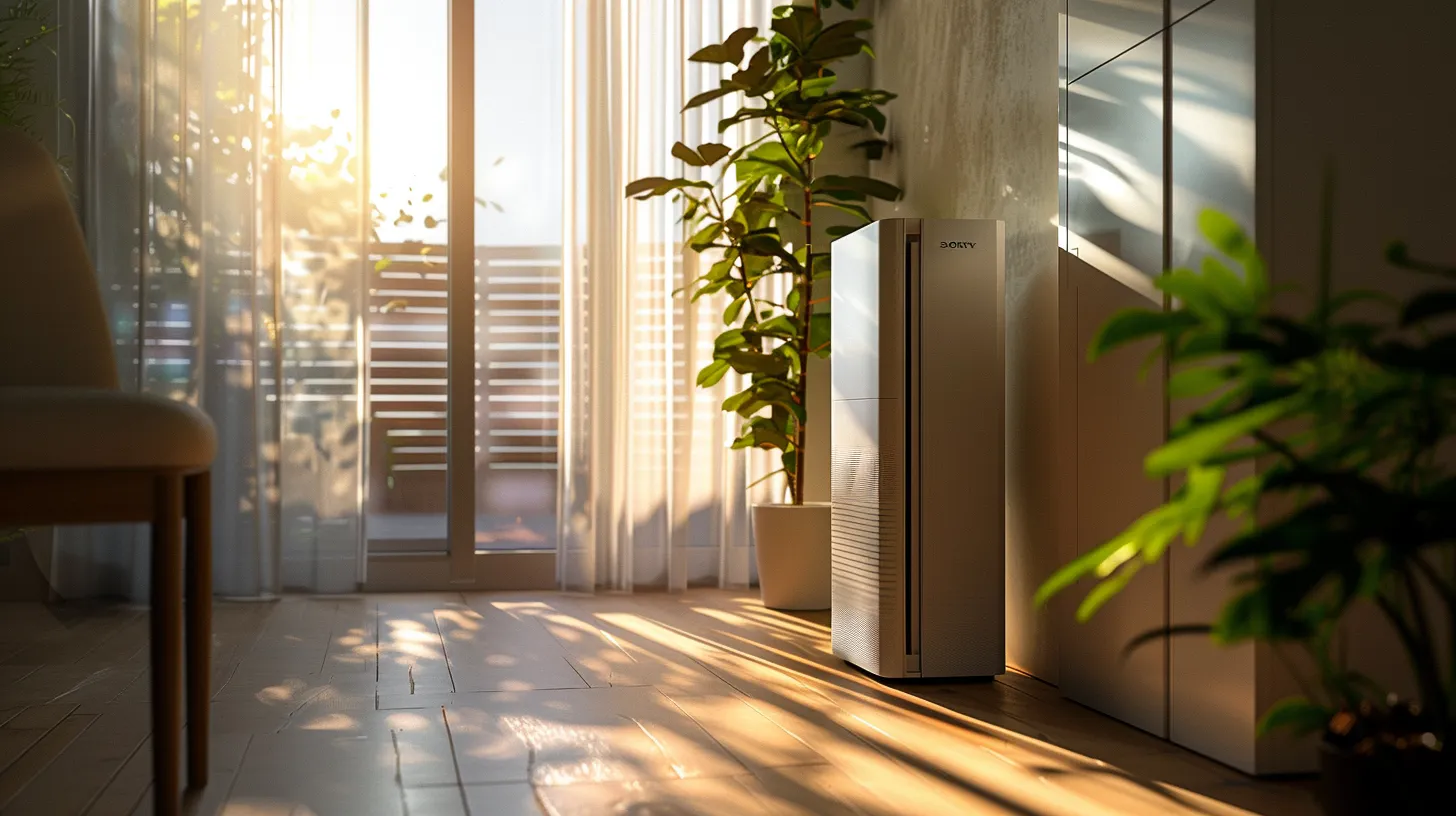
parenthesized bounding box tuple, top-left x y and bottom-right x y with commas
(1036, 208, 1455, 768)
(625, 0, 901, 505)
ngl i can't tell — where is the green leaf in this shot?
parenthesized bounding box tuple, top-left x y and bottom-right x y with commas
(1077, 561, 1141, 622)
(797, 75, 839, 99)
(697, 142, 732, 165)
(625, 176, 671, 197)
(737, 142, 806, 186)
(1180, 465, 1225, 548)
(1145, 396, 1302, 476)
(1088, 308, 1198, 361)
(1200, 256, 1254, 314)
(684, 85, 736, 111)
(1199, 209, 1267, 299)
(721, 347, 790, 376)
(697, 359, 731, 387)
(809, 174, 902, 202)
(624, 176, 711, 199)
(781, 449, 799, 478)
(689, 222, 724, 252)
(1257, 697, 1332, 737)
(723, 296, 748, 325)
(1401, 288, 1456, 325)
(771, 7, 822, 51)
(1168, 363, 1234, 399)
(688, 26, 758, 64)
(809, 312, 830, 354)
(672, 141, 707, 167)
(1199, 210, 1252, 258)
(722, 388, 756, 413)
(1035, 534, 1130, 608)
(757, 314, 800, 338)
(813, 199, 871, 222)
(1158, 269, 1228, 321)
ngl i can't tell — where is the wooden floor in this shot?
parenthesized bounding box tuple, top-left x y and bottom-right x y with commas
(0, 591, 1316, 815)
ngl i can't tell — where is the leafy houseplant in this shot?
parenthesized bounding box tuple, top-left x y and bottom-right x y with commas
(1035, 209, 1454, 814)
(625, 0, 900, 506)
(625, 0, 900, 610)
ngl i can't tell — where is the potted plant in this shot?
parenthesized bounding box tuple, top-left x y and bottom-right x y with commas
(1035, 208, 1453, 814)
(625, 0, 900, 609)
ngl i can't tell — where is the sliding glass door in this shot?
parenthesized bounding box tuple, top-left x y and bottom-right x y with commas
(358, 0, 562, 587)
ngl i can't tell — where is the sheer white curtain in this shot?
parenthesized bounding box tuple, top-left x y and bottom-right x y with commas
(558, 0, 775, 593)
(57, 0, 287, 599)
(62, 0, 768, 600)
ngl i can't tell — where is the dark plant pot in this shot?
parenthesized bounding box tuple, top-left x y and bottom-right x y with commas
(1317, 742, 1447, 816)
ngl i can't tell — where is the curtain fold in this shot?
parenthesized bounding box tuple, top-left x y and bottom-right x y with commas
(558, 0, 775, 593)
(59, 0, 285, 600)
(65, 0, 771, 600)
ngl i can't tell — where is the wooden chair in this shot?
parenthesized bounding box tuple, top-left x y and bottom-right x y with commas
(0, 128, 216, 816)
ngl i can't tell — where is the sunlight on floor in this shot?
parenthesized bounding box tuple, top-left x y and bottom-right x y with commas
(0, 592, 1314, 815)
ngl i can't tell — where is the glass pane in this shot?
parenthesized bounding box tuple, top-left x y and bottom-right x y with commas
(363, 0, 452, 553)
(277, 0, 368, 588)
(1066, 33, 1165, 281)
(1171, 0, 1256, 268)
(1065, 0, 1163, 82)
(472, 0, 564, 551)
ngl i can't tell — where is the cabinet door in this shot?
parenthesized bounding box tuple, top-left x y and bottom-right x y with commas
(1058, 250, 1168, 738)
(1168, 0, 1260, 772)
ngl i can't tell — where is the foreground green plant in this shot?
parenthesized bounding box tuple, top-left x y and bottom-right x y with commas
(1036, 209, 1455, 757)
(626, 0, 901, 504)
(0, 1, 58, 139)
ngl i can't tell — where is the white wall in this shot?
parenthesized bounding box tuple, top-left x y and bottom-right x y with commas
(870, 0, 1061, 681)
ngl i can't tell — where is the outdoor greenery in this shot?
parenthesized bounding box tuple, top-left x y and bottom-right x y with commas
(626, 0, 901, 505)
(1036, 207, 1455, 762)
(0, 0, 57, 140)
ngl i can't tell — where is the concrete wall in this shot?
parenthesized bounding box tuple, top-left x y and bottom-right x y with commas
(870, 0, 1061, 681)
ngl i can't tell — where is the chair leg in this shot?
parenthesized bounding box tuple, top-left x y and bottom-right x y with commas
(185, 470, 212, 790)
(150, 475, 184, 816)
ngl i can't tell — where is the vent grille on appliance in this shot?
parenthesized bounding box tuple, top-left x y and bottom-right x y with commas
(831, 440, 900, 675)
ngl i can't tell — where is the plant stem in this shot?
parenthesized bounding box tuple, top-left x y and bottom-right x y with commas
(795, 179, 812, 506)
(788, 1, 824, 506)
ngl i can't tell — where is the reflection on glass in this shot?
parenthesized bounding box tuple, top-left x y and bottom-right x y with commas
(1065, 0, 1163, 82)
(1059, 2, 1069, 250)
(362, 0, 451, 553)
(276, 0, 369, 588)
(1066, 34, 1164, 282)
(1171, 0, 1256, 269)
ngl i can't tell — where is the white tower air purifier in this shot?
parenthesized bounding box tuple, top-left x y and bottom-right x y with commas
(829, 219, 1006, 679)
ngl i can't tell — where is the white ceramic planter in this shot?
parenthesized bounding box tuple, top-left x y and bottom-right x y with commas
(752, 502, 831, 610)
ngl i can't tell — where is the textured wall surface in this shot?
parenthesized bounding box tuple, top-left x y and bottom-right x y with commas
(870, 0, 1061, 681)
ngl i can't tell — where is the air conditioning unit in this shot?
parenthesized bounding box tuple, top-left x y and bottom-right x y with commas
(829, 218, 1006, 679)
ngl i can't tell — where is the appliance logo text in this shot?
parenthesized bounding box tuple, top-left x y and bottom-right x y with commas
(939, 241, 977, 249)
